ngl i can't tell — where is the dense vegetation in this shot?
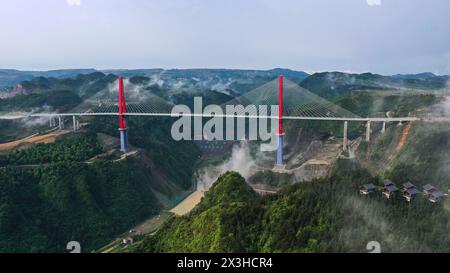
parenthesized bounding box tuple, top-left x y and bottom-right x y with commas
(0, 90, 82, 112)
(0, 73, 203, 252)
(359, 122, 450, 190)
(133, 167, 450, 253)
(248, 170, 294, 187)
(18, 72, 117, 99)
(0, 133, 103, 166)
(0, 135, 161, 252)
(132, 172, 259, 252)
(335, 92, 441, 117)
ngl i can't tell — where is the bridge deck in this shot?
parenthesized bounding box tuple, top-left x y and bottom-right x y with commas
(0, 112, 422, 122)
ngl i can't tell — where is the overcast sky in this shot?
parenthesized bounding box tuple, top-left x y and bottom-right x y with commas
(0, 0, 449, 75)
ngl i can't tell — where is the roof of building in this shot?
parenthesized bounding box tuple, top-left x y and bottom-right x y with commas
(405, 188, 419, 195)
(385, 185, 399, 192)
(361, 183, 376, 190)
(403, 182, 416, 189)
(423, 184, 437, 192)
(383, 180, 394, 187)
(429, 191, 444, 198)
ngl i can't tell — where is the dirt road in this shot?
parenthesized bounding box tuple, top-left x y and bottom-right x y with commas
(0, 130, 66, 152)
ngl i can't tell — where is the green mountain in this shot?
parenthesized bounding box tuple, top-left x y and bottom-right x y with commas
(334, 91, 441, 117)
(132, 166, 450, 253)
(0, 69, 97, 88)
(128, 85, 450, 254)
(392, 72, 437, 80)
(132, 171, 259, 253)
(300, 72, 450, 98)
(357, 121, 450, 191)
(0, 68, 310, 96)
(0, 72, 117, 112)
(0, 133, 161, 252)
(0, 117, 200, 252)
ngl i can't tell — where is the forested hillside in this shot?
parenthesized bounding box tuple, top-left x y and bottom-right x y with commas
(0, 94, 195, 251)
(359, 121, 450, 190)
(0, 69, 97, 88)
(0, 133, 103, 166)
(0, 133, 162, 252)
(133, 167, 450, 253)
(0, 72, 116, 112)
(300, 72, 449, 98)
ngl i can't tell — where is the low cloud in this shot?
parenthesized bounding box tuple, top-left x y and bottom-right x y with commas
(196, 141, 256, 191)
(106, 78, 150, 103)
(66, 0, 81, 7)
(366, 0, 381, 6)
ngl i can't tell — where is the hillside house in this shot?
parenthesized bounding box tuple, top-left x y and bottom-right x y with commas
(428, 191, 444, 203)
(401, 182, 415, 192)
(423, 184, 437, 195)
(401, 182, 419, 202)
(359, 183, 376, 195)
(403, 187, 419, 202)
(382, 180, 398, 199)
(122, 236, 134, 245)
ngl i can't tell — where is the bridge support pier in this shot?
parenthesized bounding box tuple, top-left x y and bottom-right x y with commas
(72, 116, 80, 131)
(365, 121, 371, 142)
(119, 128, 127, 152)
(381, 121, 386, 134)
(276, 133, 285, 166)
(343, 121, 348, 151)
(58, 116, 64, 130)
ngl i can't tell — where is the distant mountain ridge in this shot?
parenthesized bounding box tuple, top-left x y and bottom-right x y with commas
(1, 68, 449, 102)
(0, 68, 310, 102)
(299, 71, 450, 98)
(0, 69, 97, 88)
(0, 72, 117, 112)
(392, 72, 437, 80)
(101, 68, 310, 94)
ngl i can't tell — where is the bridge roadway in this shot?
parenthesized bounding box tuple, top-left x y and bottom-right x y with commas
(0, 112, 423, 122)
(0, 112, 445, 152)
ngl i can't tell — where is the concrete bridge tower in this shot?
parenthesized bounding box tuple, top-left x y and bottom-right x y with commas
(118, 76, 128, 152)
(275, 75, 285, 168)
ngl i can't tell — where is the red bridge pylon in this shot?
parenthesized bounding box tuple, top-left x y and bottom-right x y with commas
(118, 76, 128, 152)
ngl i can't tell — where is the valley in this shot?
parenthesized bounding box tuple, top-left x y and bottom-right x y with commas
(0, 68, 449, 253)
